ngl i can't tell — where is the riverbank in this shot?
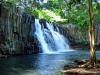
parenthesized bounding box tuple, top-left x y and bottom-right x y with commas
(62, 68, 100, 75)
(63, 59, 100, 75)
(0, 54, 7, 58)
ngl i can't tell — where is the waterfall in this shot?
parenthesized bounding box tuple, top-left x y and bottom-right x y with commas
(34, 19, 50, 53)
(34, 19, 71, 53)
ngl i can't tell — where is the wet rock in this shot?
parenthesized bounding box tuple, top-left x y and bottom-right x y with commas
(64, 65, 78, 70)
(0, 2, 40, 55)
(0, 54, 7, 58)
(0, 31, 5, 44)
(74, 59, 87, 65)
(0, 2, 2, 16)
(39, 19, 47, 29)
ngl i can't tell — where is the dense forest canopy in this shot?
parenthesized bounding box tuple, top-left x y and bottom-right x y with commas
(2, 0, 100, 30)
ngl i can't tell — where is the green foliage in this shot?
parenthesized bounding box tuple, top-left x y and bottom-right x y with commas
(4, 0, 100, 30)
(31, 9, 39, 17)
(5, 0, 20, 4)
(93, 2, 100, 25)
(68, 4, 89, 30)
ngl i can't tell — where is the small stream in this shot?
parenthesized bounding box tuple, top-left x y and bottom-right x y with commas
(0, 50, 100, 75)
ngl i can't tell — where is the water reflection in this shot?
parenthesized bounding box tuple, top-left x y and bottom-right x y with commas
(0, 51, 100, 75)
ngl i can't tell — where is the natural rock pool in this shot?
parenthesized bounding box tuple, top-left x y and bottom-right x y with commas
(0, 50, 100, 75)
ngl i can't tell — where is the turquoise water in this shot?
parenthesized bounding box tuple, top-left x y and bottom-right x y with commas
(0, 50, 100, 75)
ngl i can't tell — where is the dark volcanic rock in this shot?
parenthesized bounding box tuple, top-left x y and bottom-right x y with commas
(39, 19, 47, 29)
(0, 2, 2, 16)
(0, 2, 39, 55)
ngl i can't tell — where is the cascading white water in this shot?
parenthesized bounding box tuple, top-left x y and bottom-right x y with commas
(34, 19, 71, 53)
(46, 22, 70, 52)
(34, 19, 50, 53)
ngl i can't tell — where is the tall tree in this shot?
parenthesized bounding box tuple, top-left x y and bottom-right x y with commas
(88, 0, 96, 66)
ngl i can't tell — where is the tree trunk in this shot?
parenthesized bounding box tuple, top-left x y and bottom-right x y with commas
(88, 0, 96, 66)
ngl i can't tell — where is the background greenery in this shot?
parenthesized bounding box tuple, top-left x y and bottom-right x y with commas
(3, 0, 100, 30)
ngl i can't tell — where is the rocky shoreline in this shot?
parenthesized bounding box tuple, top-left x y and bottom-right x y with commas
(62, 68, 100, 75)
(63, 59, 100, 75)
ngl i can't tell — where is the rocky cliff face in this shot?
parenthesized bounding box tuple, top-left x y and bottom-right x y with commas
(62, 23, 100, 49)
(0, 2, 39, 55)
